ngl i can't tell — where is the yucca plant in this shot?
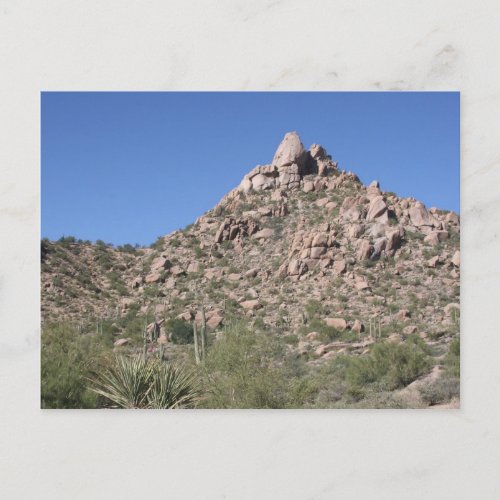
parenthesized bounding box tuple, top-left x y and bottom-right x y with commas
(147, 362, 199, 409)
(89, 356, 199, 409)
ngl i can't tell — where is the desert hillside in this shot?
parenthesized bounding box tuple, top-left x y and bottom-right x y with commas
(41, 132, 460, 409)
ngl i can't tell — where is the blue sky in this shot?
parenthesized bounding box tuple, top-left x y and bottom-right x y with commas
(41, 92, 459, 246)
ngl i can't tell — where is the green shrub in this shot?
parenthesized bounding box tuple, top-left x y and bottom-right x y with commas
(305, 299, 324, 318)
(347, 338, 431, 391)
(444, 337, 460, 378)
(199, 321, 288, 409)
(419, 376, 460, 405)
(57, 235, 77, 246)
(117, 243, 136, 253)
(41, 324, 104, 408)
(150, 236, 165, 250)
(165, 318, 193, 344)
(283, 334, 299, 345)
(300, 318, 343, 343)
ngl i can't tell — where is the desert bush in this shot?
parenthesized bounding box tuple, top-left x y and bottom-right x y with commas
(347, 337, 431, 391)
(305, 299, 324, 318)
(199, 321, 289, 409)
(41, 323, 104, 409)
(300, 318, 343, 343)
(419, 376, 460, 405)
(150, 236, 165, 250)
(283, 334, 299, 345)
(444, 336, 460, 378)
(165, 318, 194, 344)
(57, 235, 77, 246)
(117, 243, 136, 253)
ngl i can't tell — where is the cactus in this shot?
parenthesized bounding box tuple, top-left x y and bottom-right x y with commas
(200, 306, 207, 361)
(193, 321, 200, 364)
(142, 321, 148, 361)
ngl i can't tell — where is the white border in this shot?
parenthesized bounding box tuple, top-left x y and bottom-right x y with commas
(1, 1, 500, 498)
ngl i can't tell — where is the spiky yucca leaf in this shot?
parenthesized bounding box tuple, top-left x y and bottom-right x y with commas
(89, 356, 199, 409)
(90, 356, 154, 408)
(146, 361, 199, 409)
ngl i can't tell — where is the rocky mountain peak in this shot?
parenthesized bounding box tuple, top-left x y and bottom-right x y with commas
(272, 131, 307, 169)
(239, 132, 337, 193)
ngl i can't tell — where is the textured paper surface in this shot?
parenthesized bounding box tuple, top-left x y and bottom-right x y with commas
(1, 1, 500, 498)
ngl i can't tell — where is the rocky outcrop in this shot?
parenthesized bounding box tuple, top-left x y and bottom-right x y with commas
(306, 144, 337, 175)
(287, 259, 308, 277)
(424, 230, 449, 245)
(272, 131, 307, 169)
(366, 196, 388, 222)
(239, 132, 337, 193)
(409, 202, 437, 228)
(214, 217, 260, 244)
(357, 240, 373, 261)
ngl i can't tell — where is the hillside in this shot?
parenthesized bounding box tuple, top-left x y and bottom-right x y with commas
(41, 132, 460, 409)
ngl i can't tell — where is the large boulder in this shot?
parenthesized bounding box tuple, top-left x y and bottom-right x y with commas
(245, 268, 259, 278)
(445, 212, 460, 225)
(207, 314, 223, 328)
(307, 144, 337, 175)
(240, 299, 261, 310)
(386, 228, 402, 255)
(333, 259, 347, 275)
(253, 228, 274, 240)
(303, 180, 315, 193)
(310, 246, 327, 259)
(324, 318, 347, 330)
(187, 261, 200, 273)
(252, 172, 275, 191)
(424, 230, 449, 245)
(366, 181, 382, 200)
(357, 239, 373, 261)
(341, 196, 364, 221)
(371, 237, 387, 259)
(272, 131, 307, 170)
(348, 224, 365, 239)
(151, 256, 171, 271)
(366, 196, 388, 222)
(288, 259, 308, 276)
(451, 250, 460, 267)
(145, 272, 163, 284)
(311, 233, 329, 247)
(409, 202, 437, 227)
(114, 338, 130, 347)
(352, 319, 365, 333)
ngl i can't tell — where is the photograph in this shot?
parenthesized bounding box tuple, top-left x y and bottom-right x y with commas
(41, 91, 460, 409)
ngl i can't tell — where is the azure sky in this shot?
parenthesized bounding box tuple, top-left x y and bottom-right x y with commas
(42, 92, 459, 246)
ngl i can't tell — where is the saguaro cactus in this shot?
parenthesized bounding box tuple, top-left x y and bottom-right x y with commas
(193, 321, 201, 364)
(192, 305, 207, 364)
(200, 306, 207, 361)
